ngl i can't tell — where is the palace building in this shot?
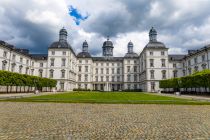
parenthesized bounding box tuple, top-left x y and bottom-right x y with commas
(0, 27, 210, 92)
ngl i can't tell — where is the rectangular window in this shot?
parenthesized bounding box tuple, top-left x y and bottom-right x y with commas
(101, 68, 103, 74)
(150, 70, 154, 79)
(79, 66, 82, 72)
(11, 64, 15, 72)
(127, 75, 131, 82)
(134, 74, 137, 82)
(173, 63, 176, 68)
(26, 60, 29, 65)
(127, 66, 130, 72)
(95, 68, 98, 74)
(202, 55, 205, 62)
(101, 76, 103, 82)
(106, 76, 109, 82)
(117, 76, 120, 82)
(61, 70, 65, 78)
(95, 76, 98, 82)
(150, 59, 154, 67)
(12, 54, 16, 61)
(134, 66, 137, 72)
(161, 51, 165, 56)
(161, 59, 166, 67)
(85, 66, 88, 72)
(162, 70, 166, 79)
(188, 60, 191, 66)
(112, 76, 115, 82)
(85, 74, 88, 81)
(78, 74, 81, 81)
(173, 70, 177, 78)
(150, 51, 153, 56)
(20, 57, 23, 63)
(63, 51, 66, 55)
(39, 70, 43, 77)
(112, 68, 114, 74)
(62, 58, 66, 66)
(106, 68, 109, 74)
(117, 68, 120, 74)
(50, 58, 54, 66)
(49, 70, 54, 78)
(51, 51, 55, 55)
(40, 62, 43, 67)
(194, 57, 197, 64)
(3, 51, 7, 58)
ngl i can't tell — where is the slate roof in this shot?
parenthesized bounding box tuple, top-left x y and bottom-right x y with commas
(168, 55, 185, 61)
(124, 53, 139, 58)
(49, 41, 76, 55)
(77, 52, 92, 58)
(92, 57, 124, 61)
(145, 41, 166, 48)
(30, 54, 48, 60)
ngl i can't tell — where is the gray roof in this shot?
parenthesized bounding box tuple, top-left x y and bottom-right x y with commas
(103, 40, 113, 48)
(77, 52, 92, 58)
(30, 54, 48, 60)
(92, 57, 123, 61)
(145, 41, 166, 48)
(124, 52, 139, 58)
(49, 41, 76, 55)
(168, 55, 185, 61)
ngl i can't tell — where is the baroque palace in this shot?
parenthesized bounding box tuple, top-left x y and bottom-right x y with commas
(0, 27, 210, 92)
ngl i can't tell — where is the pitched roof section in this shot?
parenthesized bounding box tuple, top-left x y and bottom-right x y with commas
(168, 55, 185, 61)
(30, 54, 48, 60)
(48, 41, 76, 56)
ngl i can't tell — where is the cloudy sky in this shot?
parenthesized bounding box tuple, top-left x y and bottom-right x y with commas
(1, 0, 210, 56)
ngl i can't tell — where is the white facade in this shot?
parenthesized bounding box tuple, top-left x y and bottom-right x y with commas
(0, 27, 210, 92)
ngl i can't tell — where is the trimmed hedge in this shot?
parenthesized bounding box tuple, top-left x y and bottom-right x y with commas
(0, 70, 57, 89)
(159, 69, 210, 92)
(73, 88, 91, 91)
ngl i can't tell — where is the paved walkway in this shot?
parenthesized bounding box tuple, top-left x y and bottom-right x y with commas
(153, 92, 210, 102)
(0, 102, 209, 140)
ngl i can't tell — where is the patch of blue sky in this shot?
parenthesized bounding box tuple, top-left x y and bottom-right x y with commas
(68, 5, 89, 25)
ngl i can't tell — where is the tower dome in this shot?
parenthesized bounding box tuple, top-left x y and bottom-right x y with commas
(127, 41, 134, 53)
(82, 40, 88, 52)
(102, 37, 114, 57)
(59, 27, 68, 42)
(77, 40, 91, 58)
(149, 27, 157, 42)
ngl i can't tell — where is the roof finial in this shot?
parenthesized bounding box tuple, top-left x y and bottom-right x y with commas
(107, 36, 109, 41)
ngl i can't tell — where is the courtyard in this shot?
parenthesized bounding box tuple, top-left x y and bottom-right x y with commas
(0, 102, 210, 139)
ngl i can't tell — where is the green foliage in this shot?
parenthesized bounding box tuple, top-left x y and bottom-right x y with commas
(73, 88, 91, 91)
(159, 70, 210, 89)
(0, 70, 57, 88)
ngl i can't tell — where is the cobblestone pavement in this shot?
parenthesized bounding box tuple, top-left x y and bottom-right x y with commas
(0, 102, 210, 140)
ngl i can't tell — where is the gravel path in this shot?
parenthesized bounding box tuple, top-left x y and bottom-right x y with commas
(0, 102, 210, 140)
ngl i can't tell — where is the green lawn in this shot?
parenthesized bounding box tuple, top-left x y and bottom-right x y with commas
(4, 91, 210, 105)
